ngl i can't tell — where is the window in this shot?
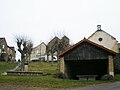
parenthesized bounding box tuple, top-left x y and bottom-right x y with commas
(98, 38, 103, 42)
(2, 45, 5, 49)
(36, 50, 40, 54)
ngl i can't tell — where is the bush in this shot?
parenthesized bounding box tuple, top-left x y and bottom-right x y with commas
(53, 72, 67, 79)
(101, 74, 114, 80)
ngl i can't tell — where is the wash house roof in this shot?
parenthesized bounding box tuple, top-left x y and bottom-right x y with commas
(58, 38, 116, 57)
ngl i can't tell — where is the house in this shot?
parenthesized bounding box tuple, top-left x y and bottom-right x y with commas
(47, 36, 70, 61)
(30, 42, 47, 61)
(47, 36, 60, 52)
(0, 38, 16, 61)
(47, 36, 60, 61)
(0, 38, 8, 61)
(88, 25, 119, 53)
(59, 36, 70, 52)
(7, 46, 16, 62)
(58, 38, 116, 79)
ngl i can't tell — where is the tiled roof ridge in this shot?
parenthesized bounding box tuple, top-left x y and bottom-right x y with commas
(58, 38, 116, 57)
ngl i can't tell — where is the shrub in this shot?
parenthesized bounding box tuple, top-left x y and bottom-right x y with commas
(53, 72, 67, 79)
(101, 74, 114, 80)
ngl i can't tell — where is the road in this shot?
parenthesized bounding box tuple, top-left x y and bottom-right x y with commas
(67, 81, 120, 90)
(0, 82, 120, 90)
(0, 87, 49, 90)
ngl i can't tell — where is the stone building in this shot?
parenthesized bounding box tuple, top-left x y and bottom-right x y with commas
(0, 38, 16, 61)
(7, 46, 16, 62)
(47, 36, 70, 61)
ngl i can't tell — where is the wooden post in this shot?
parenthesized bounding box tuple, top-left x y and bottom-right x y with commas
(60, 57, 65, 74)
(108, 55, 114, 77)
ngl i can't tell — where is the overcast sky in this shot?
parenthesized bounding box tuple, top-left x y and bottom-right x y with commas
(0, 0, 120, 59)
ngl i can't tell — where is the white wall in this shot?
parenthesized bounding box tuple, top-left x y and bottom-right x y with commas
(88, 30, 119, 53)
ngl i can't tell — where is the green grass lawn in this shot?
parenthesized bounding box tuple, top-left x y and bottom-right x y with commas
(28, 62, 58, 74)
(0, 62, 18, 73)
(0, 61, 120, 89)
(0, 75, 113, 88)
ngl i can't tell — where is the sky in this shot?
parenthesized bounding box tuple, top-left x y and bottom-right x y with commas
(0, 0, 120, 59)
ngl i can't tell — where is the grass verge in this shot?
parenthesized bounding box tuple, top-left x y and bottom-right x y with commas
(0, 62, 120, 89)
(0, 75, 112, 88)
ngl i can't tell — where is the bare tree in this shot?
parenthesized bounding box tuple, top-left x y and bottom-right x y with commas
(15, 35, 33, 71)
(27, 41, 33, 63)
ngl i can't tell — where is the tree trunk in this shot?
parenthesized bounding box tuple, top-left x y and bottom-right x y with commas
(51, 53, 54, 66)
(21, 54, 25, 71)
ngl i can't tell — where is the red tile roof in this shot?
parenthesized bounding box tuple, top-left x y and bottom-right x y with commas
(58, 38, 116, 57)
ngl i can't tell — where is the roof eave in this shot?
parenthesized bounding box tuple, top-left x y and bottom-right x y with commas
(58, 38, 117, 57)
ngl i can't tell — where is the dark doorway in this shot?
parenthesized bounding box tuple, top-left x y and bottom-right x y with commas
(65, 59, 108, 79)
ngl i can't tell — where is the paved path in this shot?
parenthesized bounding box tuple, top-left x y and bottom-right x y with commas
(9, 63, 21, 71)
(1, 63, 21, 75)
(67, 81, 120, 90)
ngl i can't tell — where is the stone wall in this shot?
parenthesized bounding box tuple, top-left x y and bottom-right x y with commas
(60, 57, 65, 74)
(108, 55, 114, 77)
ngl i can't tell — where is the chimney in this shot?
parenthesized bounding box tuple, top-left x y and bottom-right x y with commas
(97, 25, 101, 30)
